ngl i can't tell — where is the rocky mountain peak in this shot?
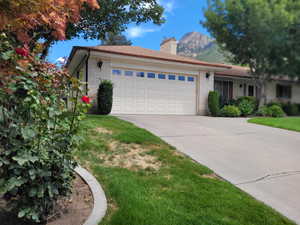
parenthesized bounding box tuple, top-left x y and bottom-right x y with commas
(177, 32, 213, 57)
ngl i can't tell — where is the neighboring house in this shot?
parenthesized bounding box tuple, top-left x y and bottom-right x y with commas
(67, 38, 300, 115)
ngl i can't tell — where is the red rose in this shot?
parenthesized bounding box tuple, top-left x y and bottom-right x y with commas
(15, 47, 29, 57)
(81, 96, 90, 104)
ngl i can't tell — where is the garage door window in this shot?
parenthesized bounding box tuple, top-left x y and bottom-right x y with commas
(178, 76, 185, 81)
(168, 75, 176, 80)
(112, 69, 122, 75)
(137, 72, 145, 78)
(188, 77, 194, 82)
(147, 73, 155, 78)
(125, 71, 133, 76)
(158, 74, 166, 79)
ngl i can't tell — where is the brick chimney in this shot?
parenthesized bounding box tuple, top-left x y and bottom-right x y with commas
(160, 37, 177, 55)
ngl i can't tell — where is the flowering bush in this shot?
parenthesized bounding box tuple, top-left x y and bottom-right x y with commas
(0, 33, 89, 223)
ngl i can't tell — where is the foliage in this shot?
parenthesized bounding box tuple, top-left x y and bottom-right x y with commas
(238, 99, 255, 116)
(97, 80, 113, 115)
(0, 0, 99, 44)
(282, 103, 299, 116)
(202, 0, 298, 104)
(220, 105, 241, 117)
(268, 105, 285, 118)
(101, 32, 132, 46)
(266, 102, 282, 108)
(208, 91, 220, 116)
(256, 106, 270, 117)
(0, 33, 89, 223)
(35, 0, 165, 58)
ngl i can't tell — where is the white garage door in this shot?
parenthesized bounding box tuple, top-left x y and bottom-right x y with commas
(111, 69, 197, 115)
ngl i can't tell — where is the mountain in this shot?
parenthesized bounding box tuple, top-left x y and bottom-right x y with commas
(177, 32, 229, 64)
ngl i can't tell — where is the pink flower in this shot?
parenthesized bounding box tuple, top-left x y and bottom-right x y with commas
(81, 96, 90, 104)
(15, 47, 29, 57)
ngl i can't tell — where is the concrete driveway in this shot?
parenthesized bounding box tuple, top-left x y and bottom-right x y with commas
(117, 115, 300, 224)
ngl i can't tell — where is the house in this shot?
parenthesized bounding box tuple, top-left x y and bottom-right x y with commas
(67, 38, 300, 115)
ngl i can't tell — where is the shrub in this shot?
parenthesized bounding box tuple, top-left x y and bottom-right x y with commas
(237, 96, 258, 109)
(208, 91, 220, 116)
(220, 105, 241, 117)
(267, 101, 282, 108)
(0, 34, 89, 223)
(238, 99, 255, 116)
(97, 80, 113, 115)
(256, 106, 270, 117)
(268, 105, 285, 117)
(282, 103, 299, 116)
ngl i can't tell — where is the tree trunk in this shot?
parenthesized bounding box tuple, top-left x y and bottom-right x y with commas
(256, 78, 267, 106)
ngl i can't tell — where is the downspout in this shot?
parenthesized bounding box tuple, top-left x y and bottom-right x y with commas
(85, 50, 91, 96)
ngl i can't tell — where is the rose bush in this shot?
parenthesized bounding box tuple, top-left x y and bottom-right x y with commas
(0, 33, 89, 223)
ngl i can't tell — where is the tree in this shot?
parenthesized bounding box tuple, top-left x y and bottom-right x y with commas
(202, 0, 293, 104)
(37, 0, 165, 58)
(0, 0, 99, 44)
(101, 32, 132, 46)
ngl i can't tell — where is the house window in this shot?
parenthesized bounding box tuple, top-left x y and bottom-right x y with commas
(276, 84, 292, 99)
(248, 85, 254, 97)
(188, 77, 195, 82)
(158, 74, 166, 79)
(147, 73, 155, 78)
(214, 80, 233, 105)
(112, 69, 121, 75)
(136, 72, 145, 78)
(125, 71, 133, 76)
(178, 76, 185, 81)
(168, 75, 176, 80)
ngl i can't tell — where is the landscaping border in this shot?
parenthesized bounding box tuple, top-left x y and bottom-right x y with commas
(75, 166, 107, 225)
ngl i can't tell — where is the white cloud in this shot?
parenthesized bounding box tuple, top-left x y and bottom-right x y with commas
(56, 57, 67, 64)
(158, 0, 175, 13)
(126, 26, 157, 38)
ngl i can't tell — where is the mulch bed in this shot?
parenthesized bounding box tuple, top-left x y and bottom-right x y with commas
(0, 174, 93, 225)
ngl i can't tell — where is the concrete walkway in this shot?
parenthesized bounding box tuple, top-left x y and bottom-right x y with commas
(117, 115, 300, 224)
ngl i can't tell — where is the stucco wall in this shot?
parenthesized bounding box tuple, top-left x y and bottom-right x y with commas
(198, 72, 214, 115)
(87, 57, 112, 99)
(265, 81, 300, 104)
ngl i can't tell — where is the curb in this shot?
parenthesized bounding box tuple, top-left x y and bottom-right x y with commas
(75, 166, 107, 225)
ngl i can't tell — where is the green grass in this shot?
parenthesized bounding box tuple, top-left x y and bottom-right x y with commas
(76, 115, 295, 225)
(248, 117, 300, 132)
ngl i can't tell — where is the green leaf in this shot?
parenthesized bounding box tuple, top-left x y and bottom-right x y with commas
(1, 50, 14, 60)
(21, 127, 36, 140)
(18, 210, 26, 218)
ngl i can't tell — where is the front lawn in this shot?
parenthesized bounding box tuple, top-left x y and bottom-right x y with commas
(76, 115, 295, 225)
(248, 117, 300, 132)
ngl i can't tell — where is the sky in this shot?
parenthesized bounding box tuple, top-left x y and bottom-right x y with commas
(49, 0, 210, 63)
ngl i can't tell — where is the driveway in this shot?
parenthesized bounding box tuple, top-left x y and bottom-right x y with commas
(117, 115, 300, 224)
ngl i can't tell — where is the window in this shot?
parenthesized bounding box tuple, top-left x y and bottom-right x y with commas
(147, 73, 155, 78)
(188, 77, 194, 82)
(125, 71, 133, 76)
(136, 72, 145, 78)
(214, 80, 233, 105)
(248, 85, 254, 97)
(178, 76, 185, 81)
(158, 74, 166, 79)
(276, 84, 292, 99)
(112, 69, 121, 75)
(168, 75, 176, 80)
